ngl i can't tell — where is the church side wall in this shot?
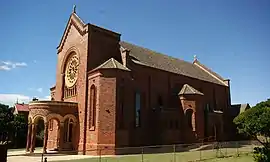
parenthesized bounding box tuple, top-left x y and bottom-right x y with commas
(115, 62, 231, 146)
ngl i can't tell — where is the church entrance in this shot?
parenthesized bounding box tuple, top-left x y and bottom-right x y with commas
(62, 118, 75, 150)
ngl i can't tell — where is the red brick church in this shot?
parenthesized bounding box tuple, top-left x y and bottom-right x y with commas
(26, 8, 236, 155)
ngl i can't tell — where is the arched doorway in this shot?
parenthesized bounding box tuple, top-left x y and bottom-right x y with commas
(26, 115, 47, 153)
(35, 117, 45, 148)
(62, 115, 76, 150)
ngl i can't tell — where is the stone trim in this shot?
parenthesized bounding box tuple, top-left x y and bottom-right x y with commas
(29, 101, 78, 107)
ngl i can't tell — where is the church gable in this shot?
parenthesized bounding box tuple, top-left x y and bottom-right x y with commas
(57, 12, 88, 54)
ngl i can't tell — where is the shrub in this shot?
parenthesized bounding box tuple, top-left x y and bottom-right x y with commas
(253, 147, 270, 162)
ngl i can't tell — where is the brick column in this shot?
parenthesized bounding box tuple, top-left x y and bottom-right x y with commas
(25, 123, 32, 152)
(43, 122, 48, 153)
(30, 124, 37, 153)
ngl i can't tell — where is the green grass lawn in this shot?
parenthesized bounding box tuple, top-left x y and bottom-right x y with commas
(204, 155, 253, 162)
(53, 148, 254, 162)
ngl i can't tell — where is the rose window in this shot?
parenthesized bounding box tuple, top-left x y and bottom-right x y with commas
(65, 54, 79, 88)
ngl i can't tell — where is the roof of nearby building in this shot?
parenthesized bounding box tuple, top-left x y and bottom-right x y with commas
(93, 58, 131, 72)
(230, 103, 250, 117)
(178, 84, 204, 95)
(50, 85, 56, 91)
(120, 41, 227, 86)
(15, 103, 29, 112)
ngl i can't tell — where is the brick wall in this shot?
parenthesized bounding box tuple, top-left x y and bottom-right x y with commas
(51, 13, 232, 154)
(47, 119, 59, 150)
(112, 60, 231, 146)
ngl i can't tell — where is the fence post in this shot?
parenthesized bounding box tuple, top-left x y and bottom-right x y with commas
(199, 147, 202, 161)
(41, 153, 43, 162)
(141, 147, 144, 162)
(236, 141, 239, 157)
(173, 144, 176, 162)
(99, 149, 102, 162)
(225, 142, 228, 157)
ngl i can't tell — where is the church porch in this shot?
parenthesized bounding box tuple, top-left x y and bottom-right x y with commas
(26, 101, 79, 154)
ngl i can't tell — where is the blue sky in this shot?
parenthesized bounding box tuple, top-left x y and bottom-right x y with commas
(0, 0, 269, 106)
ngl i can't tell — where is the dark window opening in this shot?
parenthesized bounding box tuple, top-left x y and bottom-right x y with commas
(186, 109, 193, 129)
(135, 92, 141, 127)
(158, 95, 163, 108)
(89, 85, 97, 129)
(175, 120, 179, 129)
(64, 118, 73, 142)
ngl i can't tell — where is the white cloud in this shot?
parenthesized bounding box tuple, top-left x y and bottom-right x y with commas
(0, 65, 11, 71)
(15, 62, 27, 67)
(0, 94, 30, 106)
(37, 88, 43, 93)
(0, 61, 27, 71)
(28, 87, 43, 93)
(39, 96, 51, 101)
(33, 60, 37, 64)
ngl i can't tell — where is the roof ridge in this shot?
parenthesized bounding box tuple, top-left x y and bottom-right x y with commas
(111, 58, 117, 68)
(120, 41, 194, 65)
(89, 57, 131, 74)
(193, 60, 227, 85)
(188, 84, 196, 94)
(179, 84, 204, 95)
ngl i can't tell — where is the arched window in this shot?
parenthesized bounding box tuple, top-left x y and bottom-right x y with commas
(89, 85, 97, 129)
(185, 109, 194, 129)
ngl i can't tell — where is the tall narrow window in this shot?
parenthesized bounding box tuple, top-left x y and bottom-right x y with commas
(185, 109, 194, 130)
(118, 80, 124, 129)
(135, 92, 141, 127)
(158, 95, 163, 109)
(213, 88, 217, 110)
(89, 85, 97, 129)
(68, 119, 73, 142)
(49, 120, 53, 131)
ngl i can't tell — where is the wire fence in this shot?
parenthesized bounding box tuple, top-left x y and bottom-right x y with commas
(41, 140, 261, 162)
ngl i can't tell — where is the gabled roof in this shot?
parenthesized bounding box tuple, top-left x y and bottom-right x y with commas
(92, 58, 131, 72)
(57, 12, 229, 86)
(230, 103, 251, 117)
(15, 103, 29, 112)
(193, 59, 228, 86)
(57, 13, 87, 53)
(119, 41, 228, 86)
(178, 84, 204, 95)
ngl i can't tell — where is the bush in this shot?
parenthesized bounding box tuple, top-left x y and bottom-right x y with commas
(253, 147, 270, 162)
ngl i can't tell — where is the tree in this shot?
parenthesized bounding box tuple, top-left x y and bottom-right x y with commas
(0, 103, 28, 148)
(0, 103, 14, 142)
(11, 114, 28, 147)
(234, 99, 270, 161)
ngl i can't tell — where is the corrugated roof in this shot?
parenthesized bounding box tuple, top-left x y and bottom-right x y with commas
(178, 84, 204, 95)
(15, 103, 29, 112)
(120, 41, 226, 86)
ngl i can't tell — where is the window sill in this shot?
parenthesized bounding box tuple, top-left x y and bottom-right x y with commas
(89, 126, 95, 131)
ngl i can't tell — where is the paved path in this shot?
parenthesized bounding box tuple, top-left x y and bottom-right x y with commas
(7, 149, 95, 162)
(8, 154, 93, 162)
